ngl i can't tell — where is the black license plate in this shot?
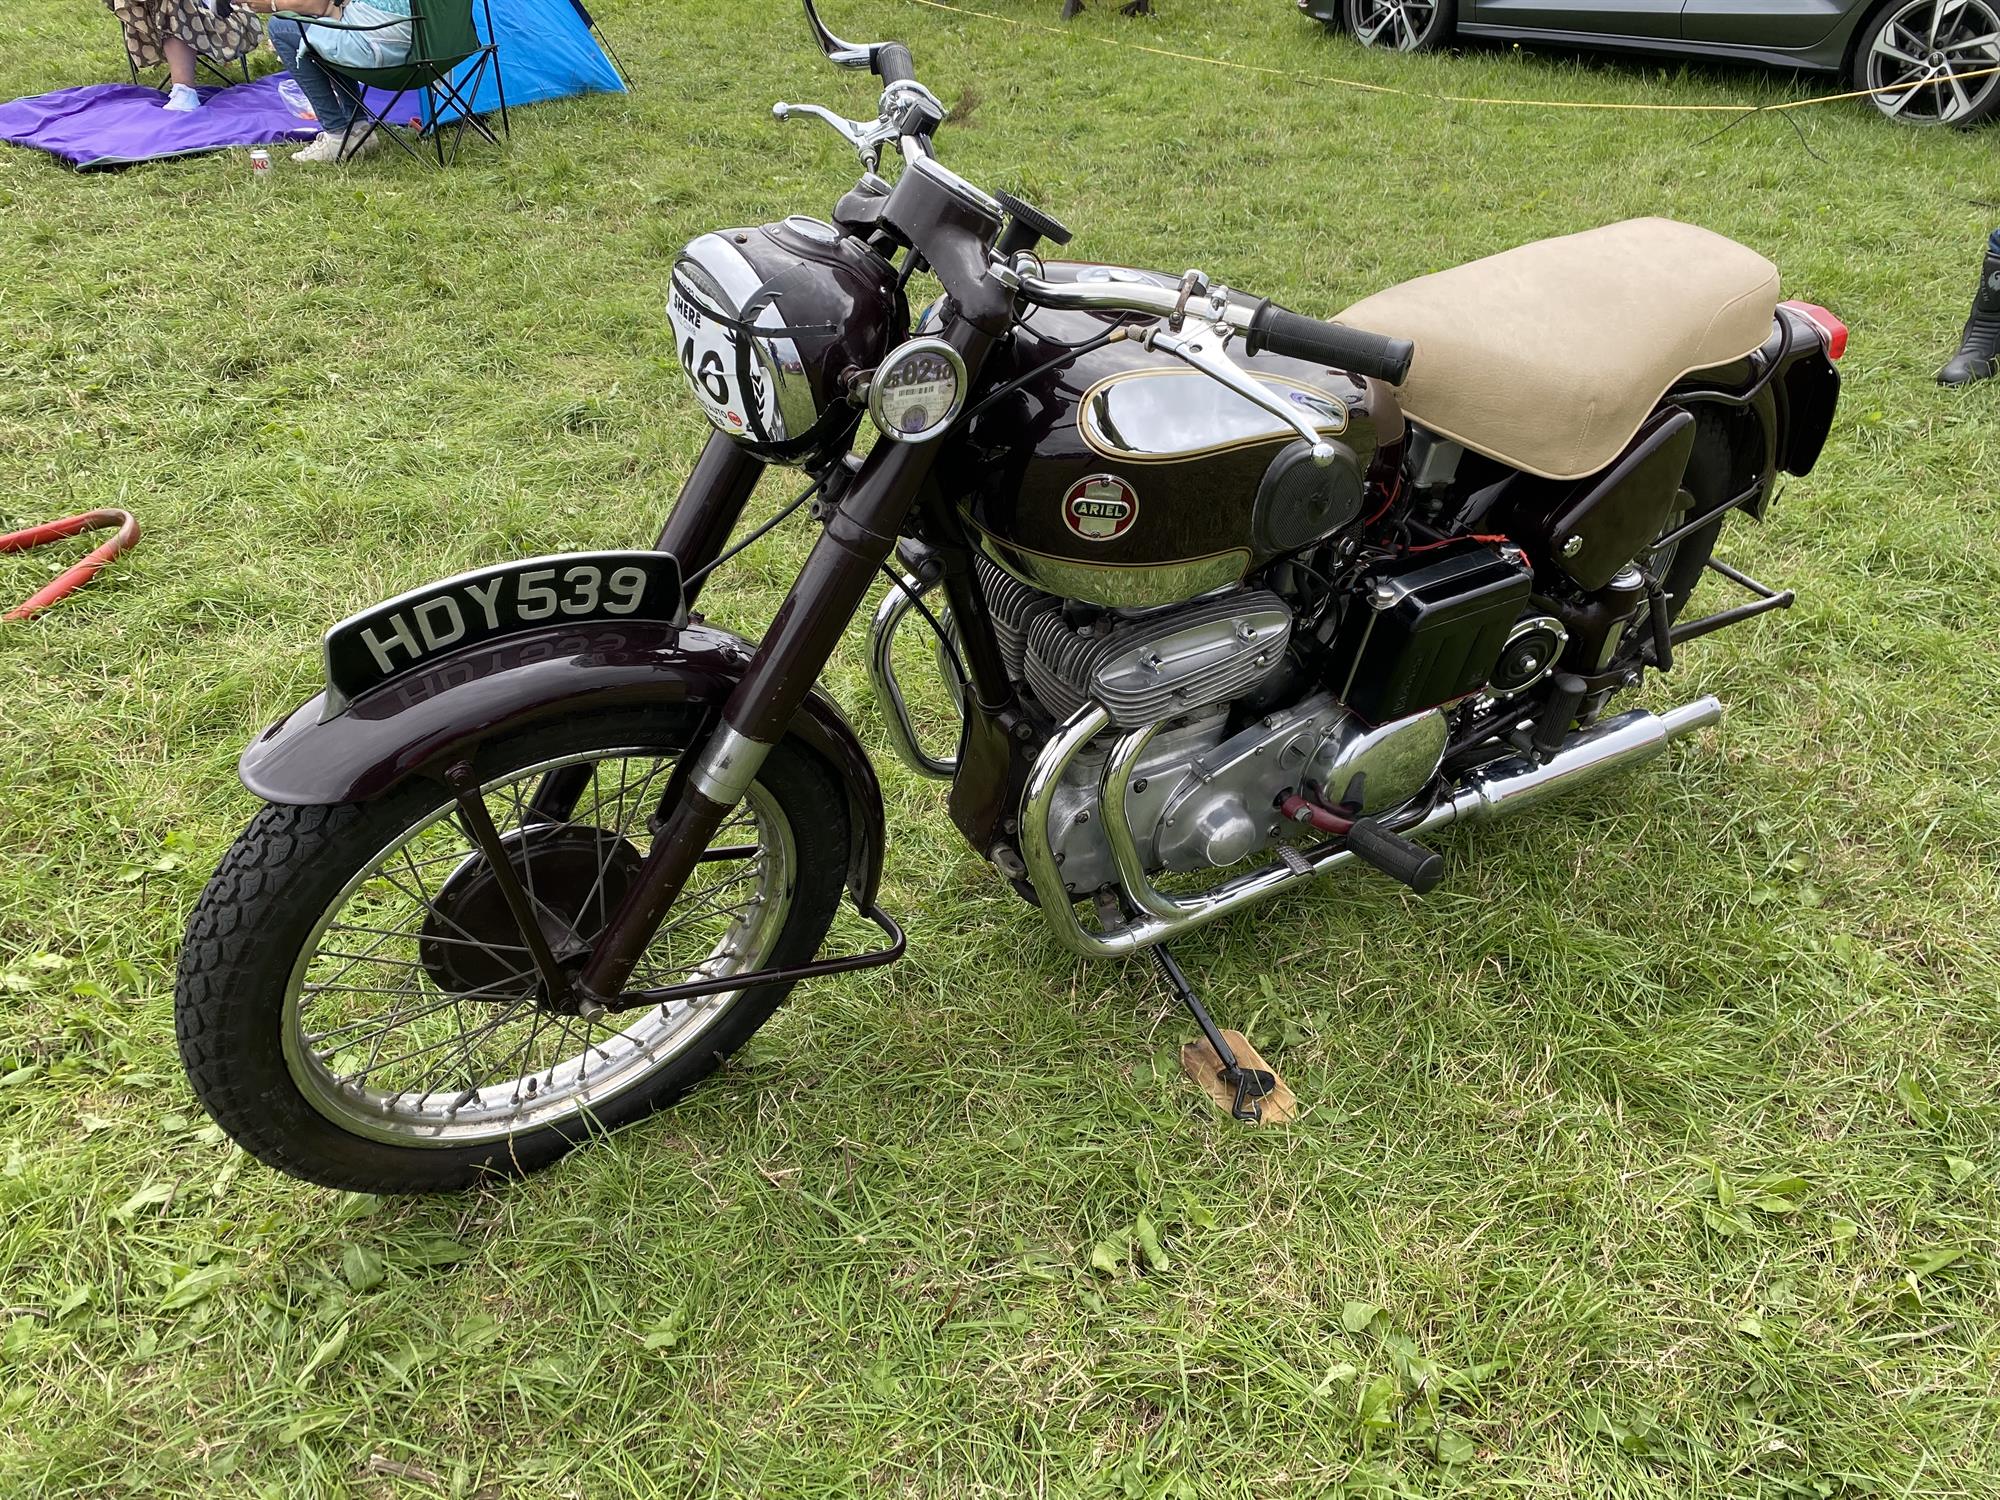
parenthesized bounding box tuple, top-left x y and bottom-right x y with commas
(322, 551, 684, 712)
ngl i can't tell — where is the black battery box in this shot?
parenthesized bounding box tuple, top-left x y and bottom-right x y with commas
(1330, 544, 1533, 724)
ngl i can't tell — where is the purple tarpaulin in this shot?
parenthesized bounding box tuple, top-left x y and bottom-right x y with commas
(0, 76, 318, 171)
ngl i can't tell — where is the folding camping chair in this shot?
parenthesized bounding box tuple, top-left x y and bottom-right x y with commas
(295, 0, 508, 166)
(129, 54, 252, 90)
(116, 16, 252, 93)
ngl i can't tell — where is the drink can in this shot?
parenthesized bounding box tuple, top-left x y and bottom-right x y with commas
(250, 148, 271, 181)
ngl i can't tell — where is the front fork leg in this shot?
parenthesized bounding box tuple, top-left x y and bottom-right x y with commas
(574, 316, 1000, 1004)
(575, 445, 941, 1003)
(527, 435, 767, 830)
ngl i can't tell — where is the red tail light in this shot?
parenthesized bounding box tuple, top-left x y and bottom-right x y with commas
(1780, 300, 1847, 361)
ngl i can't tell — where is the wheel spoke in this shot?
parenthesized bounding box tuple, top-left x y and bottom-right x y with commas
(284, 746, 797, 1146)
(338, 1001, 529, 1087)
(1885, 70, 1930, 113)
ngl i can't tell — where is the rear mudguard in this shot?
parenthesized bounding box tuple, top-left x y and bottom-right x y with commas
(1667, 304, 1841, 509)
(239, 619, 888, 906)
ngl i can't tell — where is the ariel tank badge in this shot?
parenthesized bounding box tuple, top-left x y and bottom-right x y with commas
(1062, 473, 1139, 542)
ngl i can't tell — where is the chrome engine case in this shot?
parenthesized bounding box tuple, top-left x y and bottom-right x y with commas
(1044, 693, 1449, 896)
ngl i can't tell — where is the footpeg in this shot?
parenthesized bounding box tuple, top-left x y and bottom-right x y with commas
(1345, 818, 1444, 894)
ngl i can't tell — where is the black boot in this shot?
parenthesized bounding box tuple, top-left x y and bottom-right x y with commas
(1938, 250, 2000, 386)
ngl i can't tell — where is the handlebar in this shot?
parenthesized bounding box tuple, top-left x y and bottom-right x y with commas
(1244, 302, 1414, 386)
(1013, 272, 1415, 386)
(792, 4, 1417, 389)
(871, 41, 917, 85)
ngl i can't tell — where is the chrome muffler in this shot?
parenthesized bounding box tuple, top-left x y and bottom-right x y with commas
(1020, 696, 1724, 958)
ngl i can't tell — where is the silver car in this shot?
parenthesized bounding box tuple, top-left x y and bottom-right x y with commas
(1300, 0, 2000, 126)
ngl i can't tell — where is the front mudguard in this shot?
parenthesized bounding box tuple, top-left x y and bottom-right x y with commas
(239, 619, 888, 906)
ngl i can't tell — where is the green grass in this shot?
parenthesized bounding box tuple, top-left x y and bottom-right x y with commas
(4, 0, 2000, 1493)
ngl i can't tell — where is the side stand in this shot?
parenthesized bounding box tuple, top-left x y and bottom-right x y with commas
(1152, 944, 1276, 1122)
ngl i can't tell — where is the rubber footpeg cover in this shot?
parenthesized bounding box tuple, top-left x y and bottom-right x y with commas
(1346, 818, 1444, 894)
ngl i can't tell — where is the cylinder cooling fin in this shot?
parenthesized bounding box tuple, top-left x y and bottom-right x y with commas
(1024, 592, 1292, 728)
(972, 550, 1055, 681)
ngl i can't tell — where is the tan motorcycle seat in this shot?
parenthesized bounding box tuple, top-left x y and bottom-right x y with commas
(1337, 218, 1780, 482)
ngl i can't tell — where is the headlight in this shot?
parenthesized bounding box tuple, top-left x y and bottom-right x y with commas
(667, 219, 902, 463)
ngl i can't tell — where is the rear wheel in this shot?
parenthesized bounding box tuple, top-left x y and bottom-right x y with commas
(175, 708, 850, 1193)
(1854, 0, 2000, 127)
(1342, 0, 1455, 50)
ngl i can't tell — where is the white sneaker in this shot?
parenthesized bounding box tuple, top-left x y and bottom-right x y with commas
(291, 132, 343, 163)
(339, 125, 386, 160)
(162, 84, 202, 113)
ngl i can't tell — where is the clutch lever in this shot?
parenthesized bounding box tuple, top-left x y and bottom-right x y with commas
(773, 100, 898, 172)
(1146, 319, 1339, 466)
(774, 81, 946, 173)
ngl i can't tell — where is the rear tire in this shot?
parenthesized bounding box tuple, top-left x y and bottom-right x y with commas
(1342, 0, 1455, 51)
(176, 708, 850, 1193)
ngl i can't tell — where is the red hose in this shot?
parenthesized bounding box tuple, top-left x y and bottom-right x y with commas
(1280, 792, 1353, 835)
(1, 509, 141, 622)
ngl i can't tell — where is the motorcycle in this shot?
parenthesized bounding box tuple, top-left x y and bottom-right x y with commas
(174, 0, 1844, 1191)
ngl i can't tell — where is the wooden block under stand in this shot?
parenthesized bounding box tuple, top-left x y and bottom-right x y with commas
(1179, 1030, 1297, 1124)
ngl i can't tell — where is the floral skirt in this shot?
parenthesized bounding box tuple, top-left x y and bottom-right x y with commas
(104, 0, 265, 72)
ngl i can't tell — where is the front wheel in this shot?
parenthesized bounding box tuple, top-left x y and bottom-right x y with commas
(175, 708, 850, 1193)
(1343, 0, 1455, 51)
(1854, 0, 2000, 127)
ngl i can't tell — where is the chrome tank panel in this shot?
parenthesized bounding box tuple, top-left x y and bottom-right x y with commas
(933, 262, 1396, 608)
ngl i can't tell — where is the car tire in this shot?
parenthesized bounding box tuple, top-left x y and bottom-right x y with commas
(1852, 0, 2000, 128)
(1341, 0, 1456, 51)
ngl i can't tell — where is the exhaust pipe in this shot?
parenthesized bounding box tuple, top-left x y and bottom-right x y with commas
(1445, 695, 1724, 824)
(1020, 697, 1724, 959)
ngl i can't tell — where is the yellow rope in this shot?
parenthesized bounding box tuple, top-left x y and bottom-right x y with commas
(906, 0, 2000, 118)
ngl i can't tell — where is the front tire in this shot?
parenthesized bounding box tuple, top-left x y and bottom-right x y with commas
(1854, 0, 2000, 127)
(1342, 0, 1455, 51)
(175, 708, 850, 1193)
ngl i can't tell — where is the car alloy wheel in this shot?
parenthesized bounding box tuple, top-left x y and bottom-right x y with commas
(1343, 0, 1453, 52)
(1861, 0, 2000, 126)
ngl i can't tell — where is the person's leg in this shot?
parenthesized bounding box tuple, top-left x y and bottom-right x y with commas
(267, 15, 355, 136)
(160, 33, 203, 110)
(162, 35, 196, 88)
(1938, 227, 2000, 387)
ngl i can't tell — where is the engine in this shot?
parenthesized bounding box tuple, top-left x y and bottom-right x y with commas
(975, 553, 1508, 897)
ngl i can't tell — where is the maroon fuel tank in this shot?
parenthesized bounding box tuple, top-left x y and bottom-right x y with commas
(930, 262, 1401, 608)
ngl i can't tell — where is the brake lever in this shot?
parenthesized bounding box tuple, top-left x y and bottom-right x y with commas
(1145, 319, 1338, 466)
(773, 100, 897, 172)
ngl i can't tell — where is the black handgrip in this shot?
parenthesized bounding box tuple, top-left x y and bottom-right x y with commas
(872, 41, 917, 84)
(1345, 818, 1444, 894)
(1244, 301, 1415, 386)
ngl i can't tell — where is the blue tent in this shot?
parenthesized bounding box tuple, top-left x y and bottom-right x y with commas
(396, 0, 626, 124)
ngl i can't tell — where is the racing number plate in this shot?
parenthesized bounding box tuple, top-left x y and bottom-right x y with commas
(321, 551, 684, 713)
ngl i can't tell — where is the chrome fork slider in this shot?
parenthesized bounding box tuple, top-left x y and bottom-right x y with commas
(1020, 697, 1725, 959)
